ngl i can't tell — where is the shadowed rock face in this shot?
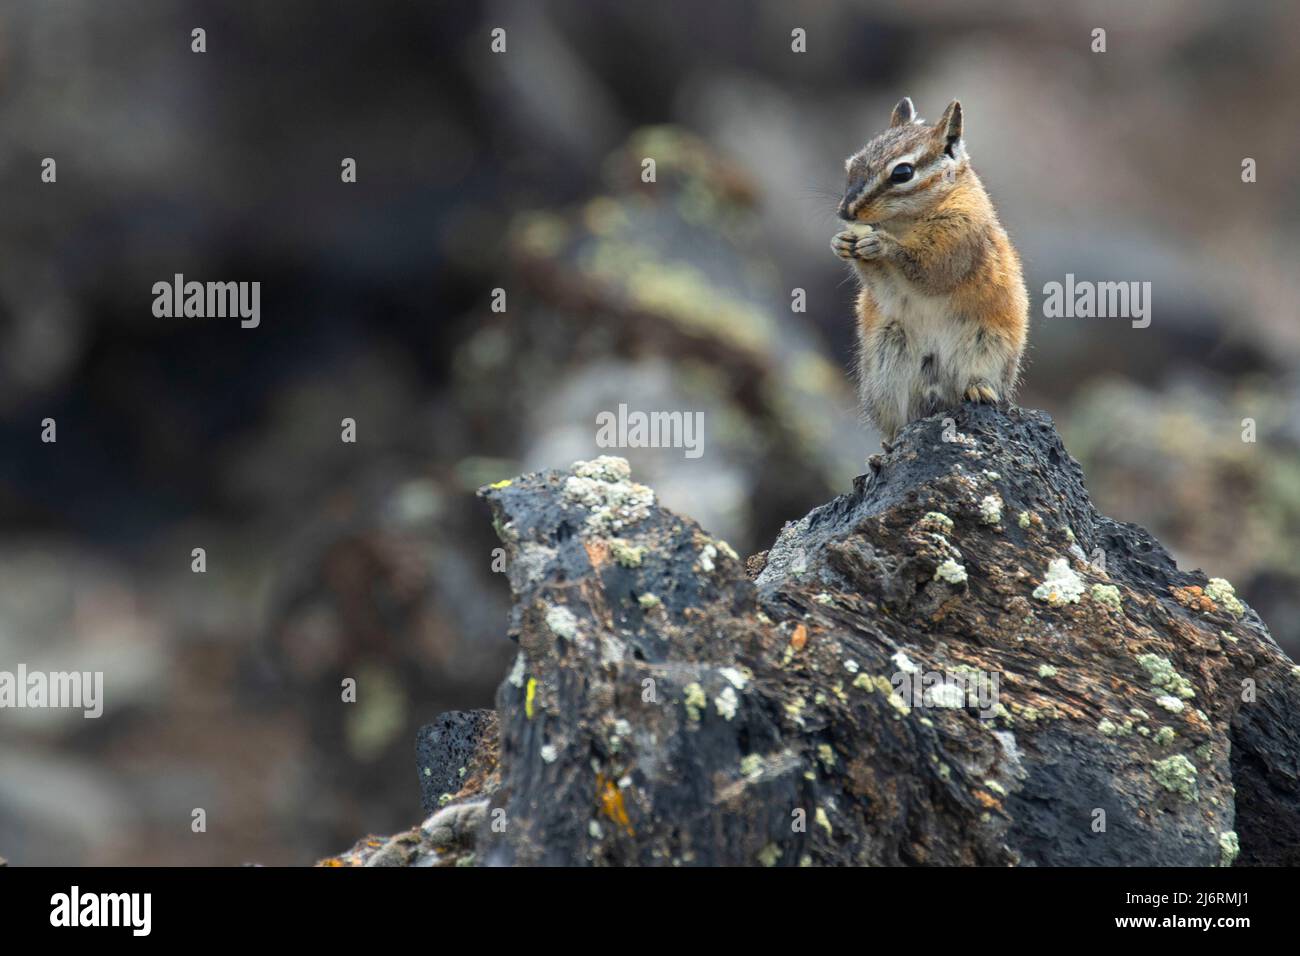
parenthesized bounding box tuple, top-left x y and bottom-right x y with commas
(322, 403, 1300, 867)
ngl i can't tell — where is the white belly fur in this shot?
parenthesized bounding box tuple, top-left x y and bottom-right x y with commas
(857, 270, 1005, 437)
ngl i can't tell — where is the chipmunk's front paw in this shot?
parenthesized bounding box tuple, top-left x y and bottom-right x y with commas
(831, 230, 860, 260)
(963, 381, 1000, 404)
(852, 230, 889, 261)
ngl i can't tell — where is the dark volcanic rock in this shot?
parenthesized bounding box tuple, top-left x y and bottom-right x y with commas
(416, 709, 499, 814)
(326, 402, 1300, 866)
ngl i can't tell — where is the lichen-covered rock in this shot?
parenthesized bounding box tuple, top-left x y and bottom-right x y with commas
(416, 709, 499, 815)
(326, 402, 1300, 866)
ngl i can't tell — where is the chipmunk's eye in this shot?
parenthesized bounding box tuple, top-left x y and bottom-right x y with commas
(890, 163, 914, 184)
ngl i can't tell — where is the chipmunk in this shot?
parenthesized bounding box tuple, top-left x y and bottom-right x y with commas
(832, 97, 1028, 444)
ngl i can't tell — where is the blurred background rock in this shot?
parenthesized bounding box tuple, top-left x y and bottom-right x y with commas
(0, 0, 1296, 864)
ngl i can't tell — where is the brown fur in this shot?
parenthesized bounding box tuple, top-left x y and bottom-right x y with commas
(832, 99, 1028, 442)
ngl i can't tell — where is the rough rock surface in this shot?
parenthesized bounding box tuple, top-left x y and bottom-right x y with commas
(416, 709, 499, 815)
(322, 403, 1300, 866)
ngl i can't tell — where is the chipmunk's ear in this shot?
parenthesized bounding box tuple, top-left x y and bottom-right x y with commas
(889, 96, 916, 127)
(934, 99, 963, 156)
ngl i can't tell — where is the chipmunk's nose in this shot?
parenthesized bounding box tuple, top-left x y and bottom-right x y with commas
(837, 197, 854, 220)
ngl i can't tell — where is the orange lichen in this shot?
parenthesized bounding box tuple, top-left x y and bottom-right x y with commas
(596, 774, 634, 835)
(584, 538, 610, 568)
(790, 623, 808, 652)
(1170, 586, 1216, 614)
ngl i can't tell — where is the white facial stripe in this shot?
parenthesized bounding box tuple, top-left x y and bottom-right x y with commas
(877, 153, 925, 193)
(886, 154, 917, 176)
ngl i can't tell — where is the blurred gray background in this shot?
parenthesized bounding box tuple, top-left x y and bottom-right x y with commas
(1, 0, 1297, 864)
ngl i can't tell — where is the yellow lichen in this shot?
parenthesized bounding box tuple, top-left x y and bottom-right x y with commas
(525, 677, 538, 719)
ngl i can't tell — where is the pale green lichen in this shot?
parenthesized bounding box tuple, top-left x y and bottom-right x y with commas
(757, 843, 781, 867)
(892, 650, 919, 675)
(1153, 726, 1177, 746)
(921, 511, 955, 534)
(739, 753, 764, 778)
(934, 558, 968, 585)
(697, 544, 718, 573)
(714, 540, 740, 562)
(683, 682, 707, 722)
(1218, 830, 1240, 867)
(814, 592, 834, 605)
(1205, 578, 1244, 618)
(814, 807, 833, 836)
(887, 691, 911, 717)
(1137, 654, 1196, 700)
(609, 539, 646, 567)
(979, 494, 1004, 526)
(1098, 719, 1119, 736)
(573, 455, 631, 482)
(562, 457, 655, 534)
(817, 743, 836, 768)
(609, 718, 632, 753)
(714, 685, 739, 721)
(1155, 695, 1185, 713)
(545, 606, 579, 641)
(1091, 583, 1123, 612)
(637, 592, 661, 609)
(1033, 558, 1085, 605)
(1018, 511, 1032, 529)
(1152, 754, 1199, 801)
(927, 682, 966, 709)
(719, 667, 750, 690)
(1037, 664, 1058, 679)
(506, 653, 527, 688)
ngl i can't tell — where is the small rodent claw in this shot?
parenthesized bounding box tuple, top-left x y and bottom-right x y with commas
(831, 231, 857, 259)
(853, 232, 885, 260)
(964, 383, 1000, 404)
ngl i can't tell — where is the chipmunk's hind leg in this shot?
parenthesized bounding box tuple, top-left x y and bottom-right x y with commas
(960, 326, 1018, 405)
(858, 320, 909, 448)
(917, 352, 948, 416)
(963, 380, 1000, 404)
